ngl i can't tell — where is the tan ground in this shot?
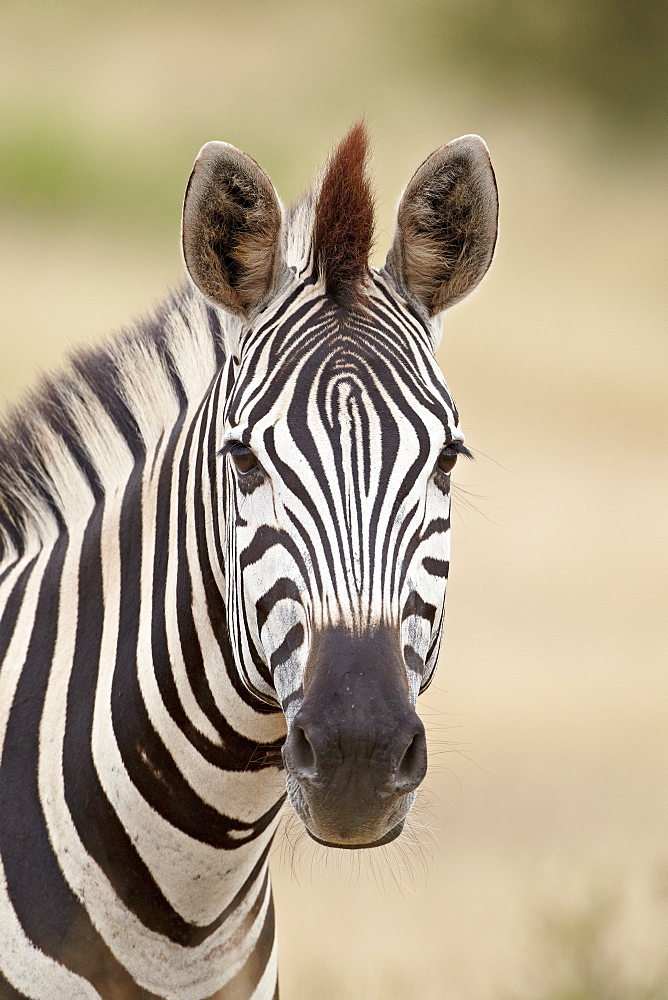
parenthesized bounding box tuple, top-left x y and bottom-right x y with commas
(1, 3, 666, 997)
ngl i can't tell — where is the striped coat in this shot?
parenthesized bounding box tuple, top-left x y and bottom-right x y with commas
(0, 124, 497, 999)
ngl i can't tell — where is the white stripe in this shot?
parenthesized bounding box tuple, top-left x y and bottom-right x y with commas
(0, 544, 55, 768)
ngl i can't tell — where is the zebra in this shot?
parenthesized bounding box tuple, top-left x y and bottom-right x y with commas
(0, 123, 497, 999)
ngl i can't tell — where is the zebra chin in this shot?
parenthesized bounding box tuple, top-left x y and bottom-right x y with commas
(286, 779, 416, 850)
(306, 819, 407, 850)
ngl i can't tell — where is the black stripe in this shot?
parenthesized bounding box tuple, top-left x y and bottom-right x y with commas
(218, 876, 276, 1000)
(256, 578, 302, 635)
(403, 644, 424, 674)
(397, 516, 449, 598)
(263, 422, 339, 591)
(0, 558, 37, 668)
(421, 556, 449, 578)
(72, 348, 146, 463)
(402, 590, 437, 628)
(270, 623, 305, 674)
(239, 526, 309, 586)
(205, 304, 227, 368)
(174, 402, 232, 730)
(0, 975, 29, 999)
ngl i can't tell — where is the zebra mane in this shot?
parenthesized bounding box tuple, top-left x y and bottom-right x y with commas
(0, 286, 230, 562)
(312, 122, 375, 308)
(285, 122, 375, 308)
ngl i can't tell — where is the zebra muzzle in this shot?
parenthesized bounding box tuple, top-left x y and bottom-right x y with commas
(281, 624, 427, 847)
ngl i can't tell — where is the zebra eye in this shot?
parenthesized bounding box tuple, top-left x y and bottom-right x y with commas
(437, 448, 458, 475)
(230, 446, 258, 474)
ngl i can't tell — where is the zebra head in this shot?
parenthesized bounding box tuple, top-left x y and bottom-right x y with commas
(182, 125, 498, 849)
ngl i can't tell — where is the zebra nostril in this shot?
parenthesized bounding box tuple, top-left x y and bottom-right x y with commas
(395, 726, 427, 793)
(286, 724, 317, 780)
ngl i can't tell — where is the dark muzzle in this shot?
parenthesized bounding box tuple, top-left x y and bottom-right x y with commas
(282, 624, 427, 847)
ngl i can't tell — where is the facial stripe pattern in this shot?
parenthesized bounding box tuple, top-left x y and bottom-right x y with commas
(226, 285, 456, 639)
(0, 124, 497, 998)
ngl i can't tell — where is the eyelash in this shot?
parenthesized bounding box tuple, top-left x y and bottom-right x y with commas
(219, 441, 261, 475)
(434, 441, 473, 483)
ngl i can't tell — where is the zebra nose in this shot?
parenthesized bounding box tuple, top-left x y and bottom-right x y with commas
(394, 720, 428, 793)
(282, 711, 427, 794)
(284, 723, 318, 782)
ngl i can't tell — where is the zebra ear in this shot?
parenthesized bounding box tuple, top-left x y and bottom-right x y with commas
(385, 135, 498, 316)
(182, 142, 284, 317)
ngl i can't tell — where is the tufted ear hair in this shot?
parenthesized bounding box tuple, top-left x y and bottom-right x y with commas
(385, 135, 498, 316)
(182, 142, 284, 317)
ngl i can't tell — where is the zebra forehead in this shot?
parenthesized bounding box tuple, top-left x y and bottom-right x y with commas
(229, 340, 455, 441)
(235, 367, 457, 470)
(229, 292, 452, 423)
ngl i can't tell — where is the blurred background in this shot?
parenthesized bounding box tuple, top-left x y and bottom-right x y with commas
(1, 1, 666, 997)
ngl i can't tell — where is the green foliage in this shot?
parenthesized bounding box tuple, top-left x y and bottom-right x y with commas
(0, 111, 184, 232)
(1, 0, 665, 231)
(418, 0, 668, 140)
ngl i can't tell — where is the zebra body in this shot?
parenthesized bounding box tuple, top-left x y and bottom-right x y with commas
(0, 125, 498, 998)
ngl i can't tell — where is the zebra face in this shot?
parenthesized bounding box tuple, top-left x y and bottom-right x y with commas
(183, 125, 498, 848)
(221, 288, 465, 846)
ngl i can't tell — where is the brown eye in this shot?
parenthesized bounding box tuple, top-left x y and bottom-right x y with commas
(231, 447, 258, 474)
(437, 449, 458, 474)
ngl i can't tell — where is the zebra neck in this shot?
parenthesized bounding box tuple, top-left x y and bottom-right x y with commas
(0, 288, 288, 981)
(92, 389, 287, 941)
